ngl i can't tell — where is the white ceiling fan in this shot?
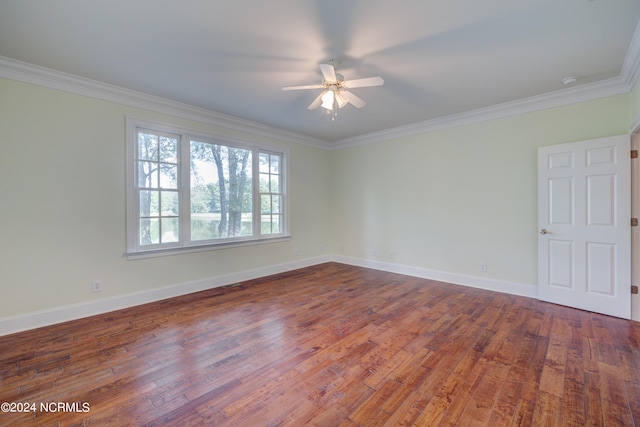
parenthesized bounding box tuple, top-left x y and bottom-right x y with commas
(283, 60, 383, 119)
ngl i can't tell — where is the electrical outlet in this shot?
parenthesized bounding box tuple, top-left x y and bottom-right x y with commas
(91, 280, 102, 293)
(480, 262, 488, 273)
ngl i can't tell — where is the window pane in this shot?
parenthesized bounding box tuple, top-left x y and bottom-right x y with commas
(272, 195, 281, 214)
(190, 141, 253, 240)
(191, 213, 219, 241)
(140, 190, 159, 217)
(270, 175, 280, 193)
(161, 191, 179, 216)
(190, 141, 218, 241)
(261, 215, 271, 234)
(259, 173, 269, 193)
(140, 218, 159, 245)
(259, 152, 269, 173)
(240, 213, 253, 237)
(159, 136, 178, 162)
(270, 155, 280, 173)
(138, 133, 158, 160)
(261, 195, 271, 214)
(159, 164, 178, 189)
(138, 162, 158, 188)
(271, 215, 281, 233)
(161, 218, 179, 243)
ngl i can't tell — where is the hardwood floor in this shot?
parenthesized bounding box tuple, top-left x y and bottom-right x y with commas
(1, 262, 639, 426)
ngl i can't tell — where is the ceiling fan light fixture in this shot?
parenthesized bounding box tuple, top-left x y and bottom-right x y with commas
(320, 91, 334, 110)
(283, 62, 384, 119)
(321, 89, 349, 111)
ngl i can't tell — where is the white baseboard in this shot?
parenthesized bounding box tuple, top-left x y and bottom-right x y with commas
(332, 255, 538, 299)
(0, 254, 540, 336)
(4, 253, 634, 337)
(333, 256, 640, 321)
(0, 255, 331, 336)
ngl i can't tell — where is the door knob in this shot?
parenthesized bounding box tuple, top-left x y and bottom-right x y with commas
(539, 229, 549, 235)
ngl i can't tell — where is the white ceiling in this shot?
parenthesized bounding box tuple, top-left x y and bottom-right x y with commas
(1, 0, 640, 145)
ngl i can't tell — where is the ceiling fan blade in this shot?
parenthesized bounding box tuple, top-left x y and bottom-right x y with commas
(319, 63, 337, 83)
(342, 76, 384, 89)
(335, 92, 349, 109)
(282, 84, 325, 91)
(341, 91, 367, 108)
(308, 92, 325, 110)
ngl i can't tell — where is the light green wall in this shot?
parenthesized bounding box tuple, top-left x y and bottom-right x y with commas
(0, 78, 331, 318)
(0, 75, 635, 320)
(631, 76, 640, 131)
(330, 95, 630, 286)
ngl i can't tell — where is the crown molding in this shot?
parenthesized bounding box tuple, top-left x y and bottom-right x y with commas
(3, 20, 640, 153)
(621, 18, 640, 90)
(0, 56, 328, 150)
(331, 76, 630, 149)
(333, 19, 640, 150)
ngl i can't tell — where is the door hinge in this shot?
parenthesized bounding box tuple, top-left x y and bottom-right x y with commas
(632, 285, 639, 295)
(632, 150, 638, 159)
(633, 218, 639, 227)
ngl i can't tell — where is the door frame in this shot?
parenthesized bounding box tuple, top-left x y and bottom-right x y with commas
(632, 131, 640, 321)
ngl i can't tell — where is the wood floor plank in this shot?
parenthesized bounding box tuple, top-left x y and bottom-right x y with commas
(456, 360, 511, 426)
(485, 379, 523, 426)
(1, 262, 639, 426)
(511, 398, 536, 427)
(412, 331, 494, 426)
(583, 371, 605, 427)
(530, 390, 562, 427)
(597, 362, 635, 426)
(560, 379, 586, 427)
(538, 334, 569, 398)
(617, 347, 640, 424)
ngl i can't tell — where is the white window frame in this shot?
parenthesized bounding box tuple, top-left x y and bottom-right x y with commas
(125, 117, 289, 259)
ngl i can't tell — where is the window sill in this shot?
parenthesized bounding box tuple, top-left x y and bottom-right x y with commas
(125, 235, 291, 260)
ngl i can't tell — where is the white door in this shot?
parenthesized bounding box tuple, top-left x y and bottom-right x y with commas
(538, 135, 631, 319)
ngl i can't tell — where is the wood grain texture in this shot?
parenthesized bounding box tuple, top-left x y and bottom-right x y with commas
(1, 262, 639, 426)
